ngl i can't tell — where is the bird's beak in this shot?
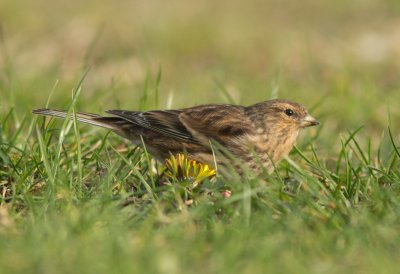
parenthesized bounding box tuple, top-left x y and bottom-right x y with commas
(301, 115, 320, 128)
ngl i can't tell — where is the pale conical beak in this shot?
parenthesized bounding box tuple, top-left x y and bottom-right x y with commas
(301, 114, 320, 128)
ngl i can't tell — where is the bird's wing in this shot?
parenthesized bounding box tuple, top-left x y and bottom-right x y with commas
(106, 109, 199, 143)
(178, 105, 255, 147)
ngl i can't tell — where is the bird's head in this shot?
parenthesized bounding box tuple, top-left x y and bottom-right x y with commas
(262, 99, 319, 129)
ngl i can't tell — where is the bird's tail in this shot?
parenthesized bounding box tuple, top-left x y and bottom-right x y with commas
(32, 108, 120, 130)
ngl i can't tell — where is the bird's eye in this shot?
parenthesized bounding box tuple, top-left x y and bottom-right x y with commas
(284, 109, 294, 116)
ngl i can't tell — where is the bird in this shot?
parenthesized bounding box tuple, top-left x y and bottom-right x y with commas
(32, 99, 319, 174)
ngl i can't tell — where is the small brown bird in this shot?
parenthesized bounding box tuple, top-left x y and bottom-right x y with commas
(33, 99, 319, 173)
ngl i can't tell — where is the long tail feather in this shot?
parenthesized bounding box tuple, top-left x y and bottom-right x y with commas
(32, 108, 118, 130)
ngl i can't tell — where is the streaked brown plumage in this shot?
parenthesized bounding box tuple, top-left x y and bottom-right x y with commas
(32, 99, 319, 173)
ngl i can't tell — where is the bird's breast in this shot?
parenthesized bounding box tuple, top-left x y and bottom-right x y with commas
(245, 127, 300, 171)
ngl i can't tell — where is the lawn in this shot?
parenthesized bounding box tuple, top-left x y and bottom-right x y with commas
(1, 1, 400, 273)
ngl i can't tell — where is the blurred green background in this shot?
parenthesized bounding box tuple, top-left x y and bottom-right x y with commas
(2, 0, 400, 149)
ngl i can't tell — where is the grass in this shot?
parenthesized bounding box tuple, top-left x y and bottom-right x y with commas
(1, 1, 400, 273)
(1, 78, 400, 274)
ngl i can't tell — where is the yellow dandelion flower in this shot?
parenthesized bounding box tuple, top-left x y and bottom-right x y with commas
(165, 154, 216, 187)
